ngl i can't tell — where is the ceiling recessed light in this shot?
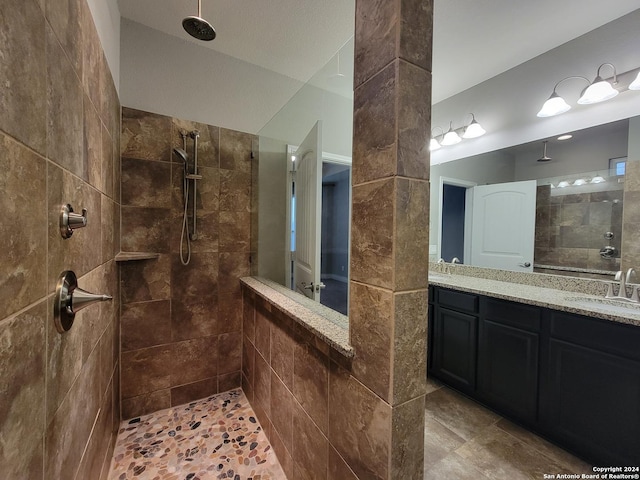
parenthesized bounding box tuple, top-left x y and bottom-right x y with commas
(557, 134, 573, 141)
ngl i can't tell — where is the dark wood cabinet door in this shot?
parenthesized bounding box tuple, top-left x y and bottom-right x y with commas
(477, 319, 539, 423)
(541, 338, 640, 465)
(432, 306, 478, 393)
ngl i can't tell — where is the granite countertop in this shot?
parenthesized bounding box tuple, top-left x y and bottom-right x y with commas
(240, 277, 353, 358)
(429, 272, 640, 328)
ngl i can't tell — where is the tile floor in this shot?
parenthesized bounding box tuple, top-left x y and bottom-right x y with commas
(109, 389, 285, 480)
(424, 377, 594, 480)
(108, 380, 593, 480)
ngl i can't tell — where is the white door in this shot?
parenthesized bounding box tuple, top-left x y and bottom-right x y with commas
(294, 121, 323, 300)
(470, 180, 536, 272)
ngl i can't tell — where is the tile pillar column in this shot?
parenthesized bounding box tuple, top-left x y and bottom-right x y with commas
(349, 0, 433, 478)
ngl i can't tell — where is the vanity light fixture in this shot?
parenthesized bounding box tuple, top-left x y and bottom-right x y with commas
(572, 178, 587, 186)
(462, 114, 486, 139)
(441, 122, 462, 146)
(578, 63, 618, 104)
(557, 134, 573, 141)
(590, 175, 606, 184)
(537, 76, 588, 117)
(630, 71, 640, 90)
(537, 63, 640, 118)
(431, 115, 486, 149)
(557, 180, 570, 188)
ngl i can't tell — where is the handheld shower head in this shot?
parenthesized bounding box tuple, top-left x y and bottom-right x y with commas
(183, 0, 216, 41)
(173, 148, 189, 163)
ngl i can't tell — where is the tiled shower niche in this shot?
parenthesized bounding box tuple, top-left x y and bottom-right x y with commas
(119, 107, 258, 419)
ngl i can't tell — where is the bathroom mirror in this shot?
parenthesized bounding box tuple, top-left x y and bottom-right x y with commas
(430, 117, 637, 279)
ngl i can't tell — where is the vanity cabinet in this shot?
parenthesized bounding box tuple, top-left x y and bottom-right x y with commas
(477, 299, 540, 424)
(428, 285, 640, 465)
(539, 311, 640, 465)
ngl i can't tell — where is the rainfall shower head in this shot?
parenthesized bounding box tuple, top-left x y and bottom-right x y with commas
(537, 141, 552, 162)
(183, 0, 216, 41)
(173, 148, 189, 162)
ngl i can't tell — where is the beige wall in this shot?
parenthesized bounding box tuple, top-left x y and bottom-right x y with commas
(119, 107, 258, 419)
(0, 0, 121, 478)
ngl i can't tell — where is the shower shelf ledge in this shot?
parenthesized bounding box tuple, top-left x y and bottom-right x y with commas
(115, 252, 160, 262)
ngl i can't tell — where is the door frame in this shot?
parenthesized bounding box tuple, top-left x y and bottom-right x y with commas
(438, 176, 476, 263)
(285, 144, 352, 290)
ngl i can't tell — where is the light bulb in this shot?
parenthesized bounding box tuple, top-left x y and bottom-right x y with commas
(537, 93, 571, 117)
(441, 122, 461, 146)
(590, 176, 606, 184)
(429, 138, 441, 151)
(629, 71, 640, 91)
(441, 130, 461, 146)
(463, 120, 486, 139)
(557, 181, 570, 188)
(578, 77, 618, 104)
(573, 179, 587, 186)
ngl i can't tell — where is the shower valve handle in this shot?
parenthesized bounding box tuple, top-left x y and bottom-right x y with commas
(60, 204, 88, 239)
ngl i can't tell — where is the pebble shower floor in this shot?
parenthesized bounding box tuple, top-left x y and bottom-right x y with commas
(109, 389, 286, 480)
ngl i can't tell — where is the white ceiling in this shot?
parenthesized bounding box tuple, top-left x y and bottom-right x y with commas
(118, 0, 639, 102)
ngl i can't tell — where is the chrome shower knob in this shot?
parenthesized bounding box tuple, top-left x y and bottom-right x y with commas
(60, 204, 87, 239)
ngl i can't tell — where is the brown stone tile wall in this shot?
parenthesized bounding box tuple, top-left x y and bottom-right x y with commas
(535, 185, 623, 272)
(622, 159, 640, 271)
(120, 107, 257, 419)
(242, 289, 382, 480)
(0, 0, 121, 479)
(349, 0, 432, 478)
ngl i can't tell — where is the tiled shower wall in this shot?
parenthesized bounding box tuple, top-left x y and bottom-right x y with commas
(1, 0, 121, 479)
(535, 184, 623, 272)
(119, 107, 258, 419)
(622, 159, 640, 271)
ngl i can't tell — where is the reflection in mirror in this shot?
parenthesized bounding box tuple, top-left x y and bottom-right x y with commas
(430, 118, 638, 279)
(257, 37, 354, 315)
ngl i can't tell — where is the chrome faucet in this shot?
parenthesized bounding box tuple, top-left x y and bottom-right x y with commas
(607, 268, 639, 302)
(451, 257, 461, 264)
(437, 258, 451, 275)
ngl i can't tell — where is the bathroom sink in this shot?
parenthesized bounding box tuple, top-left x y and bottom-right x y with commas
(564, 296, 640, 315)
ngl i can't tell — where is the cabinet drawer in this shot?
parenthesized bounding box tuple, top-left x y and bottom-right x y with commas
(484, 297, 541, 332)
(437, 288, 479, 314)
(550, 311, 640, 362)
